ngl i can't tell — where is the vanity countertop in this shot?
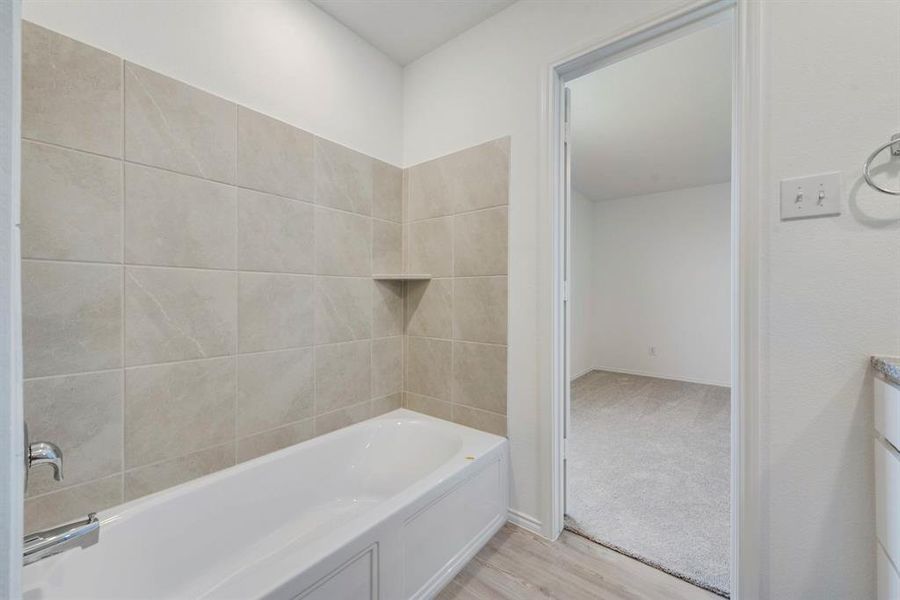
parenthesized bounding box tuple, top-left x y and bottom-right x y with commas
(872, 356, 900, 387)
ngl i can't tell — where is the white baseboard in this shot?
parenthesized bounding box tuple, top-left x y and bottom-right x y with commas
(507, 509, 542, 534)
(587, 365, 730, 388)
(569, 365, 595, 381)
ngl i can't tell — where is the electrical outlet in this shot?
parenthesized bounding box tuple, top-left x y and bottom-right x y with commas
(780, 172, 841, 220)
(649, 346, 657, 357)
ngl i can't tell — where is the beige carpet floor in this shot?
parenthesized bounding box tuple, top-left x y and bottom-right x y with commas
(565, 370, 730, 597)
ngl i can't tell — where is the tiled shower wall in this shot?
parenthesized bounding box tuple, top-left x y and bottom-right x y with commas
(21, 22, 405, 530)
(402, 139, 509, 436)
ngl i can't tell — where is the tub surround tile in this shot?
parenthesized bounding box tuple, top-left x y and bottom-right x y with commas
(125, 357, 235, 468)
(373, 161, 402, 223)
(405, 393, 452, 421)
(124, 444, 234, 501)
(373, 220, 402, 274)
(125, 164, 237, 270)
(372, 394, 402, 416)
(315, 277, 372, 345)
(402, 137, 509, 433)
(406, 279, 452, 339)
(406, 337, 452, 401)
(22, 141, 122, 262)
(373, 281, 404, 338)
(23, 261, 122, 378)
(405, 137, 510, 219)
(238, 273, 315, 353)
(237, 107, 314, 201)
(407, 218, 452, 277)
(236, 348, 315, 437)
(25, 474, 123, 532)
(452, 342, 507, 414)
(453, 207, 508, 276)
(125, 62, 236, 183)
(315, 208, 372, 276)
(451, 404, 506, 437)
(125, 267, 237, 366)
(237, 188, 314, 274)
(236, 420, 316, 463)
(372, 337, 403, 398)
(20, 29, 518, 529)
(24, 371, 123, 497)
(315, 341, 372, 413)
(315, 401, 372, 436)
(315, 138, 373, 215)
(452, 277, 508, 345)
(22, 22, 122, 157)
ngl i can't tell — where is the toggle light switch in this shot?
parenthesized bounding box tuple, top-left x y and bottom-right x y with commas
(780, 172, 841, 220)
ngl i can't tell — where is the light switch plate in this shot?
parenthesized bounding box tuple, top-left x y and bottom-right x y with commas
(780, 172, 841, 220)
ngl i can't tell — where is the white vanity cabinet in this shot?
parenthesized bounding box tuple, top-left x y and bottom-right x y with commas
(876, 374, 900, 600)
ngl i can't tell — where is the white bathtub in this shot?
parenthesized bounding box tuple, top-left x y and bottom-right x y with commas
(22, 409, 509, 600)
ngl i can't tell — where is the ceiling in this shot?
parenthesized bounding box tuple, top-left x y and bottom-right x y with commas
(568, 20, 732, 202)
(311, 0, 515, 66)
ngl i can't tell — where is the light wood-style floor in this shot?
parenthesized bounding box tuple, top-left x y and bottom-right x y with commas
(438, 524, 721, 600)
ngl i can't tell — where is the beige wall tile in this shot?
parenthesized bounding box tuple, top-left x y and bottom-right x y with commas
(22, 141, 122, 262)
(125, 164, 236, 269)
(453, 207, 508, 276)
(24, 371, 123, 497)
(236, 348, 314, 437)
(373, 280, 404, 338)
(125, 357, 235, 468)
(125, 62, 236, 183)
(315, 277, 372, 344)
(405, 160, 455, 221)
(405, 393, 452, 421)
(406, 279, 452, 339)
(124, 444, 234, 501)
(373, 220, 402, 274)
(22, 22, 122, 157)
(315, 208, 371, 276)
(406, 137, 509, 219)
(238, 273, 314, 352)
(315, 401, 371, 436)
(316, 341, 371, 414)
(237, 189, 313, 274)
(25, 474, 122, 532)
(315, 138, 373, 215)
(125, 267, 237, 366)
(23, 261, 122, 378)
(452, 276, 507, 345)
(372, 337, 402, 398)
(451, 405, 507, 437)
(237, 107, 314, 201)
(236, 420, 316, 462)
(373, 160, 402, 223)
(372, 393, 402, 416)
(452, 341, 507, 414)
(406, 337, 452, 401)
(407, 218, 452, 277)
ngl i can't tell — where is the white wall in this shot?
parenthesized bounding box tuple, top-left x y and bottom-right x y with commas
(22, 0, 404, 165)
(570, 190, 595, 379)
(578, 183, 731, 387)
(404, 1, 900, 598)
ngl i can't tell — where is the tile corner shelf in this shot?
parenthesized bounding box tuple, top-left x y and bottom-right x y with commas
(372, 274, 432, 281)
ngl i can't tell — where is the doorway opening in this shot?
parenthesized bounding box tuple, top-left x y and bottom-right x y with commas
(555, 4, 736, 598)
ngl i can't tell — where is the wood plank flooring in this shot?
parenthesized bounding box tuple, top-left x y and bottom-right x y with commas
(438, 524, 722, 600)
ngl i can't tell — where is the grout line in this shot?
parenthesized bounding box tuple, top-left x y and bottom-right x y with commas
(233, 107, 239, 464)
(119, 56, 127, 501)
(406, 203, 508, 226)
